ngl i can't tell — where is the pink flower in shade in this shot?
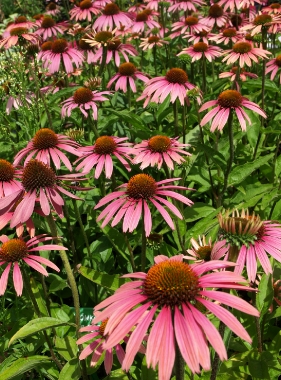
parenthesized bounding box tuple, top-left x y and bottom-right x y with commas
(5, 16, 37, 32)
(76, 36, 96, 64)
(185, 235, 229, 263)
(241, 12, 281, 35)
(218, 209, 281, 283)
(77, 317, 126, 373)
(263, 3, 281, 14)
(69, 0, 101, 21)
(219, 66, 258, 82)
(94, 174, 193, 236)
(170, 16, 205, 39)
(107, 62, 149, 93)
(168, 0, 205, 13)
(183, 29, 213, 45)
(0, 160, 22, 198)
(91, 39, 138, 66)
(218, 0, 258, 11)
(75, 136, 132, 179)
(266, 54, 281, 83)
(131, 11, 160, 33)
(39, 39, 84, 74)
(200, 4, 228, 28)
(139, 35, 168, 50)
(0, 234, 63, 296)
(61, 87, 111, 119)
(229, 13, 248, 29)
(45, 2, 61, 16)
(209, 27, 244, 45)
(137, 68, 200, 107)
(222, 41, 271, 67)
(199, 90, 266, 132)
(0, 160, 85, 227)
(92, 255, 259, 380)
(93, 3, 133, 31)
(34, 16, 65, 40)
(128, 3, 147, 12)
(132, 135, 191, 170)
(13, 128, 80, 171)
(178, 42, 222, 63)
(0, 28, 39, 49)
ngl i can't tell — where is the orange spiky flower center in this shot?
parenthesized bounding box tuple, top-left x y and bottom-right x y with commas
(41, 16, 56, 28)
(79, 0, 93, 9)
(223, 28, 237, 37)
(275, 54, 281, 67)
(22, 160, 56, 191)
(148, 36, 160, 43)
(193, 42, 208, 52)
(208, 4, 224, 18)
(118, 62, 137, 76)
(15, 16, 27, 23)
(73, 88, 94, 104)
(165, 68, 188, 84)
(94, 136, 117, 155)
(271, 3, 280, 8)
(185, 16, 198, 26)
(94, 31, 113, 43)
(33, 128, 59, 149)
(253, 14, 272, 25)
(10, 27, 28, 36)
(197, 246, 212, 261)
(218, 90, 243, 108)
(148, 135, 171, 153)
(0, 159, 15, 182)
(143, 260, 199, 307)
(51, 39, 68, 54)
(0, 239, 28, 262)
(127, 174, 156, 199)
(99, 318, 109, 336)
(103, 3, 120, 15)
(233, 41, 252, 53)
(136, 11, 149, 22)
(41, 41, 53, 51)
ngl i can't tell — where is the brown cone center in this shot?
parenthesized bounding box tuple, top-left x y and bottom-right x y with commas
(0, 239, 28, 262)
(118, 62, 137, 76)
(73, 88, 94, 104)
(165, 68, 188, 84)
(51, 39, 68, 54)
(148, 135, 171, 153)
(94, 136, 117, 155)
(218, 90, 243, 108)
(233, 41, 252, 53)
(22, 160, 56, 191)
(127, 174, 156, 200)
(33, 128, 59, 149)
(0, 159, 15, 182)
(103, 3, 120, 15)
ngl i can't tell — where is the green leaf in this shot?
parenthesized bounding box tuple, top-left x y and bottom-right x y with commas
(105, 369, 128, 379)
(184, 202, 215, 222)
(196, 143, 227, 170)
(78, 266, 129, 291)
(58, 358, 81, 380)
(141, 357, 157, 380)
(248, 351, 270, 379)
(9, 317, 74, 346)
(48, 274, 68, 293)
(245, 110, 260, 148)
(55, 336, 78, 361)
(29, 277, 49, 317)
(275, 155, 281, 177)
(256, 274, 274, 318)
(108, 109, 148, 130)
(228, 154, 274, 186)
(0, 356, 51, 379)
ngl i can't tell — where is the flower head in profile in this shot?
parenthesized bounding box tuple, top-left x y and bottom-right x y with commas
(95, 175, 193, 236)
(185, 235, 229, 263)
(5, 15, 37, 32)
(170, 16, 205, 39)
(13, 128, 80, 171)
(0, 160, 86, 227)
(0, 159, 22, 198)
(137, 68, 199, 107)
(77, 318, 125, 373)
(184, 29, 213, 45)
(168, 0, 205, 13)
(199, 90, 266, 132)
(107, 62, 149, 93)
(93, 3, 133, 31)
(222, 41, 271, 67)
(0, 234, 63, 296)
(45, 2, 61, 16)
(69, 0, 101, 21)
(75, 136, 132, 178)
(219, 66, 258, 83)
(131, 11, 160, 33)
(263, 3, 281, 14)
(34, 16, 65, 40)
(92, 255, 258, 380)
(218, 209, 281, 282)
(201, 4, 228, 28)
(266, 54, 281, 83)
(39, 39, 84, 74)
(92, 39, 138, 66)
(61, 87, 111, 119)
(209, 27, 243, 45)
(241, 12, 281, 36)
(139, 35, 168, 50)
(178, 42, 222, 62)
(132, 135, 191, 170)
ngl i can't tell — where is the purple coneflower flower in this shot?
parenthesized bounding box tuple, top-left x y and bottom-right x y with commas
(91, 39, 138, 66)
(178, 42, 222, 62)
(266, 54, 281, 83)
(69, 0, 101, 21)
(95, 175, 193, 236)
(107, 62, 149, 93)
(34, 16, 64, 40)
(93, 3, 133, 31)
(222, 41, 271, 67)
(0, 27, 39, 49)
(92, 255, 259, 380)
(131, 11, 160, 33)
(201, 4, 228, 28)
(199, 90, 266, 132)
(0, 234, 63, 296)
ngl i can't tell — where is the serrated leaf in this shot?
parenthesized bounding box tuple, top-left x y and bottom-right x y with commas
(0, 356, 51, 379)
(9, 317, 74, 346)
(78, 266, 129, 291)
(58, 358, 80, 380)
(228, 154, 274, 186)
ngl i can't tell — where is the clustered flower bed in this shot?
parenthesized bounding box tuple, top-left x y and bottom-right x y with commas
(0, 0, 281, 379)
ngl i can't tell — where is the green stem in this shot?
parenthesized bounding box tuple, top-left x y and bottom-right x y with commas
(72, 199, 92, 259)
(124, 235, 136, 272)
(173, 101, 179, 136)
(141, 205, 147, 272)
(210, 322, 226, 380)
(175, 342, 185, 380)
(202, 55, 207, 93)
(153, 45, 157, 76)
(98, 46, 108, 77)
(22, 269, 63, 371)
(217, 110, 234, 206)
(182, 104, 187, 143)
